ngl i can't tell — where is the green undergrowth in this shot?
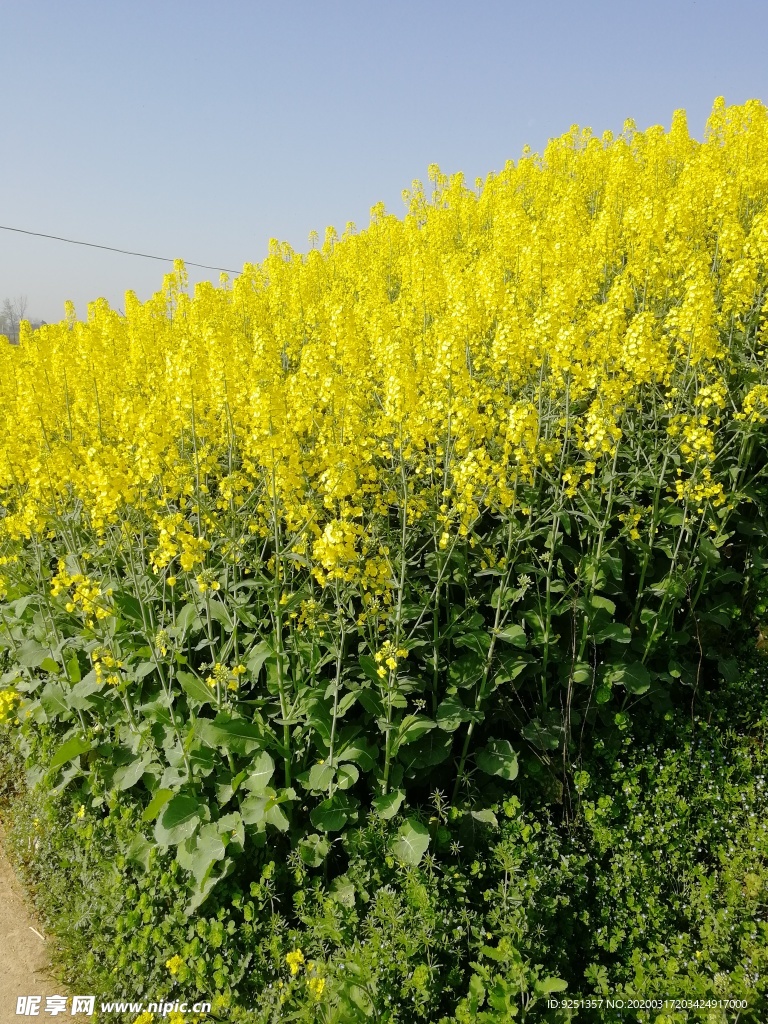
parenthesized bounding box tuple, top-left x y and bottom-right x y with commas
(1, 646, 767, 1024)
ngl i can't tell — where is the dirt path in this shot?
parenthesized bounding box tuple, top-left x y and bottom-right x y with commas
(0, 828, 91, 1024)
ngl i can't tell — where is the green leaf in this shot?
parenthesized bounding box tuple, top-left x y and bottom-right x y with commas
(207, 598, 233, 630)
(243, 751, 275, 793)
(40, 657, 60, 674)
(358, 655, 382, 685)
(330, 874, 356, 907)
(65, 655, 82, 684)
(309, 794, 353, 832)
(336, 735, 378, 772)
(40, 682, 70, 719)
(113, 754, 153, 792)
(594, 683, 612, 704)
(205, 713, 263, 755)
(336, 763, 359, 790)
(391, 817, 430, 866)
(176, 602, 203, 635)
(535, 977, 568, 995)
(16, 639, 52, 669)
(592, 622, 631, 644)
(264, 800, 290, 831)
(436, 694, 472, 733)
(68, 673, 102, 710)
(718, 657, 739, 684)
(307, 762, 335, 792)
(240, 792, 271, 827)
(590, 594, 616, 615)
(475, 739, 519, 780)
(448, 651, 485, 689)
(471, 808, 498, 827)
(177, 822, 226, 884)
(177, 670, 214, 705)
(371, 789, 405, 820)
(49, 734, 91, 770)
(495, 624, 527, 647)
(299, 833, 331, 867)
(125, 833, 152, 872)
(394, 714, 436, 750)
(356, 687, 385, 717)
(605, 661, 651, 695)
(154, 793, 203, 847)
(453, 629, 491, 657)
(142, 787, 174, 822)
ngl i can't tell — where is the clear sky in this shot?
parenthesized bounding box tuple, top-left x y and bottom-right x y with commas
(2, 0, 767, 324)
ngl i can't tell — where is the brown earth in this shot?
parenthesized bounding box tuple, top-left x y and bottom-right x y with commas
(0, 827, 91, 1024)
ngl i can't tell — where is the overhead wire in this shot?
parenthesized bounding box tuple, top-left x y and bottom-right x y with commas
(0, 223, 242, 275)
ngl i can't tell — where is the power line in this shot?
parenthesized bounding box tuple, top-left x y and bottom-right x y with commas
(0, 223, 242, 275)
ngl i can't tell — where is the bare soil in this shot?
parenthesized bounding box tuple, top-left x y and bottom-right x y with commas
(0, 828, 91, 1023)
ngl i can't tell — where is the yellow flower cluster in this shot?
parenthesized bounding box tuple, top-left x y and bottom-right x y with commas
(91, 648, 124, 686)
(0, 688, 20, 724)
(205, 662, 246, 691)
(374, 640, 408, 677)
(285, 948, 305, 975)
(0, 97, 766, 577)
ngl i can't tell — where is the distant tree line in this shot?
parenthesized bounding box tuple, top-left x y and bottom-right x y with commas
(1, 296, 46, 344)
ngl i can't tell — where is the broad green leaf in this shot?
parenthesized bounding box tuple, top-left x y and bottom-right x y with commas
(310, 795, 350, 832)
(68, 673, 102, 710)
(154, 793, 203, 847)
(125, 833, 152, 872)
(448, 651, 485, 689)
(330, 874, 356, 907)
(177, 822, 226, 884)
(177, 670, 214, 705)
(336, 735, 378, 772)
(371, 789, 405, 820)
(436, 695, 471, 733)
(65, 655, 82, 683)
(570, 662, 592, 684)
(495, 624, 527, 648)
(16, 639, 52, 669)
(391, 817, 430, 866)
(113, 754, 153, 792)
(475, 739, 519, 781)
(186, 856, 235, 914)
(357, 688, 385, 717)
(206, 598, 233, 630)
(217, 812, 245, 847)
(336, 763, 359, 790)
(206, 714, 263, 754)
(245, 640, 272, 679)
(535, 977, 568, 995)
(40, 657, 60, 674)
(592, 622, 631, 644)
(395, 714, 436, 749)
(240, 792, 270, 827)
(358, 655, 381, 685)
(471, 808, 498, 827)
(453, 629, 491, 657)
(49, 734, 91, 770)
(605, 661, 651, 694)
(243, 750, 275, 793)
(176, 602, 203, 634)
(307, 762, 335, 791)
(299, 832, 331, 867)
(264, 800, 290, 831)
(142, 787, 174, 822)
(40, 682, 70, 719)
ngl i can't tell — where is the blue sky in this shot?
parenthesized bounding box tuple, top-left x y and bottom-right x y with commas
(2, 0, 767, 324)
